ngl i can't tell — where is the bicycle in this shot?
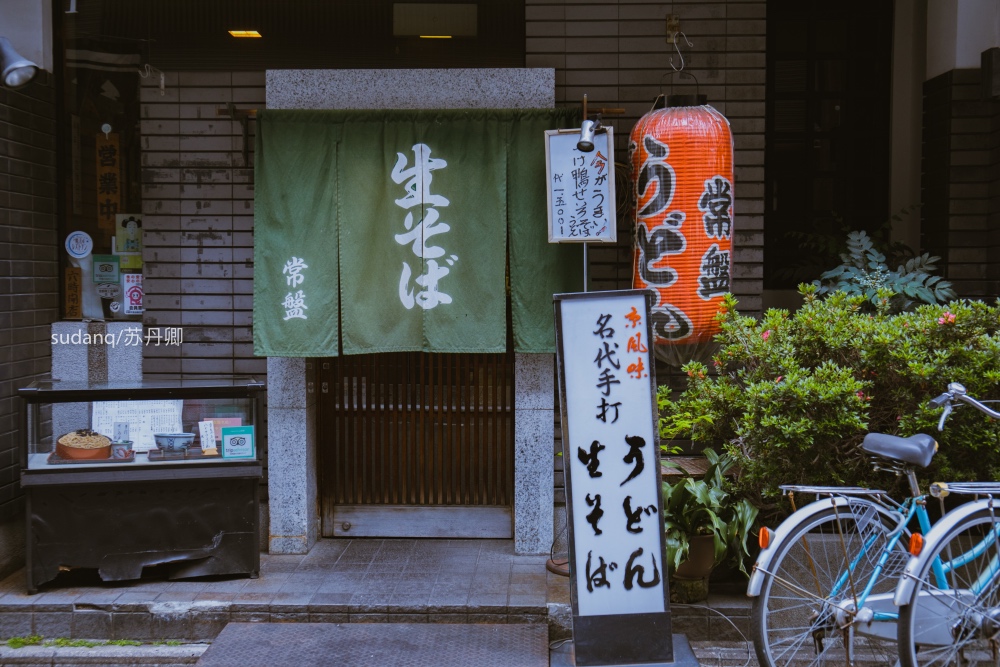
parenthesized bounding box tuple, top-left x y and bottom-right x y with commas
(747, 383, 974, 667)
(894, 383, 1000, 667)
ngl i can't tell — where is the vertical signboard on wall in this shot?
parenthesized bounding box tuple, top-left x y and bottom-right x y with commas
(555, 289, 695, 666)
(95, 134, 121, 234)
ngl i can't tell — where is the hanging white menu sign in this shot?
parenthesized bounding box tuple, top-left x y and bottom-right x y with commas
(545, 128, 617, 244)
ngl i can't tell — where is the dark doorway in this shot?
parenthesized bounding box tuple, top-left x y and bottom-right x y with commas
(316, 352, 514, 538)
(764, 0, 894, 288)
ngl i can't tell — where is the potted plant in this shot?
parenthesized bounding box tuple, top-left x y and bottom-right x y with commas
(662, 448, 758, 602)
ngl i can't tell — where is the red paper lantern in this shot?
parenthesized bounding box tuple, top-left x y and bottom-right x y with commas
(630, 96, 734, 364)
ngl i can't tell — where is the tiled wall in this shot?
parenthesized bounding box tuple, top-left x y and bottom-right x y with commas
(140, 71, 265, 378)
(922, 69, 1000, 299)
(0, 72, 59, 576)
(990, 86, 1000, 295)
(525, 0, 766, 314)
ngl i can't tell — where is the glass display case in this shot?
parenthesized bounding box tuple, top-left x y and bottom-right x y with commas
(18, 377, 265, 593)
(21, 377, 263, 478)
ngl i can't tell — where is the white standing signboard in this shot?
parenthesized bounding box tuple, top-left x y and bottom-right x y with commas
(545, 128, 617, 244)
(555, 289, 683, 667)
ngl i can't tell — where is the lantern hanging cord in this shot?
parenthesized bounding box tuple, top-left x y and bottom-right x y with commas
(670, 31, 693, 72)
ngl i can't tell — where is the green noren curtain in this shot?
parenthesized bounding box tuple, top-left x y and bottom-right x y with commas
(253, 108, 582, 357)
(253, 112, 341, 357)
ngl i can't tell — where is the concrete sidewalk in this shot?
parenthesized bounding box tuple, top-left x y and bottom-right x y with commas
(0, 538, 753, 664)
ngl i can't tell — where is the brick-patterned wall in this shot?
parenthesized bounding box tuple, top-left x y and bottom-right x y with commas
(989, 88, 1000, 295)
(922, 69, 998, 299)
(140, 72, 265, 377)
(525, 0, 765, 314)
(0, 71, 59, 574)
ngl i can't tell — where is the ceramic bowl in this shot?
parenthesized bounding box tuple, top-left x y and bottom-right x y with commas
(153, 433, 195, 452)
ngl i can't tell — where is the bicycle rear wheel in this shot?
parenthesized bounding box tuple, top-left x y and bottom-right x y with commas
(898, 507, 1000, 667)
(752, 498, 908, 667)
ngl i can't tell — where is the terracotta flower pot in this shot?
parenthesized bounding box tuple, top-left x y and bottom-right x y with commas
(674, 534, 717, 580)
(671, 534, 717, 603)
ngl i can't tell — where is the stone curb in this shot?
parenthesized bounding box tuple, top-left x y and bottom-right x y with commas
(0, 642, 207, 665)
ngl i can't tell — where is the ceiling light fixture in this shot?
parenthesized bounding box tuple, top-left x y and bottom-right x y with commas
(419, 35, 452, 39)
(228, 30, 262, 38)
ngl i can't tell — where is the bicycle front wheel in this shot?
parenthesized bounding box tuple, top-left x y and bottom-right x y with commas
(752, 499, 908, 667)
(898, 507, 1000, 667)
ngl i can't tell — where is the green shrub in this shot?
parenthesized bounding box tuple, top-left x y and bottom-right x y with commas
(659, 288, 1000, 519)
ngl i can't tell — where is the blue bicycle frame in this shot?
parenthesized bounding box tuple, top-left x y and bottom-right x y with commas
(828, 495, 948, 624)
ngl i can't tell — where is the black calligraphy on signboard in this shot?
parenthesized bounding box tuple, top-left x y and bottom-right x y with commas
(557, 292, 667, 617)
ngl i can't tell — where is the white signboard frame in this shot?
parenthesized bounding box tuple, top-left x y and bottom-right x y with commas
(554, 289, 677, 666)
(545, 127, 617, 244)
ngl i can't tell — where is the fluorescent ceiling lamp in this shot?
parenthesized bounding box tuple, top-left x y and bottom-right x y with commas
(393, 3, 477, 38)
(228, 30, 262, 38)
(0, 36, 39, 89)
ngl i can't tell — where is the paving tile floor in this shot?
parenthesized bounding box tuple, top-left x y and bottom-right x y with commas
(0, 539, 549, 640)
(0, 537, 749, 646)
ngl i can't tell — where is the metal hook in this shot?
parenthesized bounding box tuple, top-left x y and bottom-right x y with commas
(138, 63, 166, 96)
(669, 31, 694, 72)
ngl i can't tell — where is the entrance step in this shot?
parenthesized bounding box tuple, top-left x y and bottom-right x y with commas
(195, 622, 548, 667)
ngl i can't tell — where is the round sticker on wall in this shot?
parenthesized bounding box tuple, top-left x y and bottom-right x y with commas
(109, 302, 121, 313)
(65, 231, 93, 259)
(96, 283, 121, 299)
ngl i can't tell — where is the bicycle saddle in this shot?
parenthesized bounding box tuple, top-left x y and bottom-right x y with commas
(862, 432, 937, 468)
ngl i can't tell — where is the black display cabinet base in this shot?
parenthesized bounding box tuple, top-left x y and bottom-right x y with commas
(26, 475, 260, 594)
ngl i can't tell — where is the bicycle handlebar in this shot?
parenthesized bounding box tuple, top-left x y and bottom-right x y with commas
(928, 392, 950, 408)
(931, 382, 1000, 431)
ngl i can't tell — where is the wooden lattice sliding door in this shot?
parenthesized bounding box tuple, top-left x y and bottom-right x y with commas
(317, 352, 514, 538)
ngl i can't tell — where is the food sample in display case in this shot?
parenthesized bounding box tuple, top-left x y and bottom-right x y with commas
(55, 429, 111, 460)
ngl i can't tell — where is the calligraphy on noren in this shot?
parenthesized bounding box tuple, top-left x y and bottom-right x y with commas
(392, 143, 458, 311)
